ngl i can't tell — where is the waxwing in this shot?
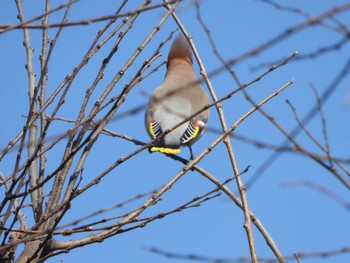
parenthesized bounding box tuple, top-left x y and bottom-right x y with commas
(145, 34, 210, 158)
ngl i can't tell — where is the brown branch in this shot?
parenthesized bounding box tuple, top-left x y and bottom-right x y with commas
(44, 75, 294, 257)
(227, 2, 350, 66)
(0, 76, 293, 259)
(41, 0, 132, 235)
(144, 245, 350, 262)
(194, 3, 299, 261)
(281, 180, 350, 211)
(0, 0, 79, 33)
(54, 190, 221, 238)
(206, 130, 350, 164)
(187, 1, 258, 260)
(1, 3, 183, 257)
(245, 56, 350, 190)
(255, 98, 350, 189)
(43, 191, 220, 260)
(310, 84, 333, 164)
(0, 0, 181, 32)
(250, 36, 348, 71)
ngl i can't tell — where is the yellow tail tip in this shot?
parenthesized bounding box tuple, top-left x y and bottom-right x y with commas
(151, 147, 180, 154)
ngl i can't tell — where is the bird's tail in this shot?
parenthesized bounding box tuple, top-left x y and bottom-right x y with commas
(167, 34, 193, 66)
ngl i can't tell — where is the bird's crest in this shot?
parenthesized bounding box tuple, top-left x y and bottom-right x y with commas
(167, 34, 193, 66)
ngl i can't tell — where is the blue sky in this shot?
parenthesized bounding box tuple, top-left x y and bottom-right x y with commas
(1, 1, 350, 262)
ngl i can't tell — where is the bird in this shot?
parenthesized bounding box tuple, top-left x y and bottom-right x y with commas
(145, 34, 210, 159)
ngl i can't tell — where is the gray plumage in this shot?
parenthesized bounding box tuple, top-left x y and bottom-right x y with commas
(145, 34, 210, 157)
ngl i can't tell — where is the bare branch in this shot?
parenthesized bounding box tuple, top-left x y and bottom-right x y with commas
(0, 1, 181, 32)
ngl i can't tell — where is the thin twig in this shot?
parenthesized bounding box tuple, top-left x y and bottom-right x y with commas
(0, 1, 181, 32)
